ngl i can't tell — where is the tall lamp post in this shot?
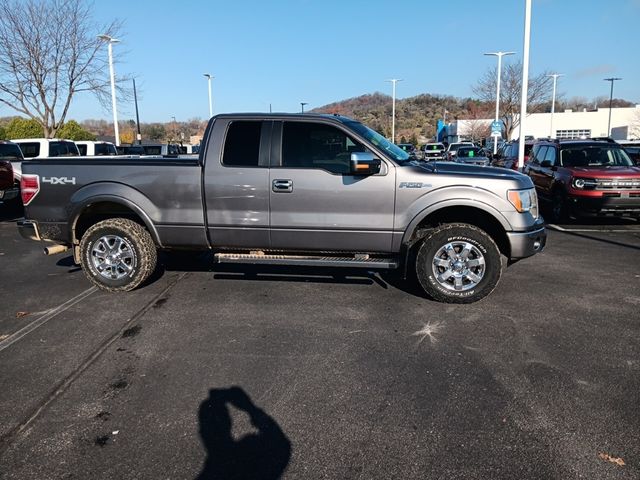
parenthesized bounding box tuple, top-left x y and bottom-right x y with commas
(604, 77, 622, 136)
(517, 0, 532, 171)
(386, 79, 403, 143)
(300, 102, 308, 113)
(97, 34, 120, 146)
(547, 73, 564, 138)
(203, 73, 213, 118)
(484, 51, 515, 154)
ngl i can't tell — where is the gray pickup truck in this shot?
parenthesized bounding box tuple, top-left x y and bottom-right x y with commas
(18, 114, 546, 303)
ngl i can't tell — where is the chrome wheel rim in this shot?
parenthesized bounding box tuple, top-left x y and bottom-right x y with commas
(91, 235, 136, 280)
(431, 241, 486, 292)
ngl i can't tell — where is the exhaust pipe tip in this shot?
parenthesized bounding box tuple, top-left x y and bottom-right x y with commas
(44, 244, 69, 255)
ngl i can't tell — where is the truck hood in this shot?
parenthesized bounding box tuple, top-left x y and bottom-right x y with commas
(408, 160, 533, 188)
(568, 166, 640, 178)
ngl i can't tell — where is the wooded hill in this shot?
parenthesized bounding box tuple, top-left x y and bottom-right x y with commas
(311, 92, 493, 144)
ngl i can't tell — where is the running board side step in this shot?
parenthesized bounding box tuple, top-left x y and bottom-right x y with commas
(214, 253, 398, 269)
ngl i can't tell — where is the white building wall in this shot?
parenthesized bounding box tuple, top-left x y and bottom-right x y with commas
(514, 105, 640, 140)
(453, 105, 640, 142)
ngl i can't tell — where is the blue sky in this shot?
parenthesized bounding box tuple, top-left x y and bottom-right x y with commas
(29, 0, 640, 122)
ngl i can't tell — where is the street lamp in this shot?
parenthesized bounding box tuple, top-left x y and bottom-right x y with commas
(300, 102, 308, 113)
(517, 0, 532, 171)
(547, 73, 564, 138)
(203, 73, 213, 118)
(97, 34, 120, 146)
(604, 77, 622, 136)
(385, 79, 403, 143)
(484, 51, 515, 154)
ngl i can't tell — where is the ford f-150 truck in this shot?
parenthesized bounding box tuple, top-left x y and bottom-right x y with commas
(17, 114, 546, 303)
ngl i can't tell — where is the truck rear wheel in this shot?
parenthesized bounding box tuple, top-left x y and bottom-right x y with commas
(79, 218, 157, 292)
(415, 223, 502, 304)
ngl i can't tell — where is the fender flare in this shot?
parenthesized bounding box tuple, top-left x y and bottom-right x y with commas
(400, 198, 512, 246)
(69, 193, 162, 247)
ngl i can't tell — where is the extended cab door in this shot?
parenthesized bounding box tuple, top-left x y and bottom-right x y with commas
(268, 120, 396, 253)
(203, 118, 271, 248)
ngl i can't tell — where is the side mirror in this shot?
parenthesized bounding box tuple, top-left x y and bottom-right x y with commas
(350, 152, 381, 175)
(540, 160, 552, 168)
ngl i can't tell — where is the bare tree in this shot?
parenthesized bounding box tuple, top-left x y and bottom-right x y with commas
(472, 61, 553, 140)
(465, 119, 491, 142)
(0, 0, 124, 137)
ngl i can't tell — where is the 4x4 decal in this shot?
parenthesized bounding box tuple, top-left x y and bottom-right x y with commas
(42, 176, 76, 185)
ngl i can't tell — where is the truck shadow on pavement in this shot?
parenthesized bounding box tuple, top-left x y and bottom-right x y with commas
(197, 386, 291, 480)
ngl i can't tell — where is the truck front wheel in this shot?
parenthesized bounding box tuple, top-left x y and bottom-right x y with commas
(415, 223, 502, 304)
(79, 218, 157, 292)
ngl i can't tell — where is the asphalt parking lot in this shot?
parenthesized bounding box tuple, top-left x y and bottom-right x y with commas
(1, 205, 639, 480)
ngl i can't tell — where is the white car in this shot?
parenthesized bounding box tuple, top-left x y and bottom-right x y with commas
(75, 141, 117, 156)
(11, 138, 80, 159)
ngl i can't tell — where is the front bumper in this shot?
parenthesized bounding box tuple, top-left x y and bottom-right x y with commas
(17, 220, 41, 241)
(507, 219, 547, 259)
(568, 194, 640, 216)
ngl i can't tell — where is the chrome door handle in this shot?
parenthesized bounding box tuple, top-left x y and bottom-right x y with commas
(272, 179, 293, 193)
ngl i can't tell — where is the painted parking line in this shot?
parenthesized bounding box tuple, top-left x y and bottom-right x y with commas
(0, 287, 97, 353)
(546, 223, 640, 233)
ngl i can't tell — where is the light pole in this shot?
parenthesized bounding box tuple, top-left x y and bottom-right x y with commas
(484, 51, 515, 154)
(300, 102, 308, 113)
(604, 77, 622, 136)
(547, 73, 564, 138)
(386, 79, 403, 143)
(203, 73, 213, 118)
(517, 0, 532, 171)
(97, 34, 120, 146)
(133, 79, 142, 144)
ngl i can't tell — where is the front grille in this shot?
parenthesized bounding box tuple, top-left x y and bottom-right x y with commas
(596, 178, 640, 189)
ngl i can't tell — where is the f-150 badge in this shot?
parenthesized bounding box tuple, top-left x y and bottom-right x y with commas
(42, 176, 76, 185)
(399, 182, 431, 189)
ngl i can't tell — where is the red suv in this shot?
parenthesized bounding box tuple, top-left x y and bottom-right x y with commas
(525, 138, 640, 222)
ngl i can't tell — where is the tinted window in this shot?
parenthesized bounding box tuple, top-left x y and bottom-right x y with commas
(222, 121, 262, 167)
(0, 144, 23, 160)
(49, 141, 79, 157)
(95, 143, 117, 155)
(17, 142, 40, 158)
(77, 144, 88, 155)
(281, 122, 365, 174)
(144, 146, 162, 155)
(530, 144, 542, 163)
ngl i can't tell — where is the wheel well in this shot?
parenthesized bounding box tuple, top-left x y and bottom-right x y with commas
(411, 206, 510, 257)
(73, 202, 153, 244)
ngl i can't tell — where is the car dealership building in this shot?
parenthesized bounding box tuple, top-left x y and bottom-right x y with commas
(447, 105, 640, 142)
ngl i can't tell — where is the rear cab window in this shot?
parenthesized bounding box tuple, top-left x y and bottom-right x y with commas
(0, 144, 24, 161)
(18, 142, 40, 158)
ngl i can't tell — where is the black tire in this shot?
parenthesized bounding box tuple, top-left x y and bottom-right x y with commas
(415, 223, 502, 304)
(79, 218, 157, 292)
(549, 190, 570, 223)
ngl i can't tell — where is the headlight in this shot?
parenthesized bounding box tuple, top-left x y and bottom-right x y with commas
(572, 177, 597, 189)
(507, 188, 538, 217)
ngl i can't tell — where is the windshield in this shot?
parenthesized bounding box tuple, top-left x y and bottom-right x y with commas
(457, 147, 482, 158)
(560, 146, 633, 167)
(427, 144, 444, 150)
(345, 121, 409, 162)
(0, 144, 23, 160)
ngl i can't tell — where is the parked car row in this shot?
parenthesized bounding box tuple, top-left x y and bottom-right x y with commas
(397, 136, 640, 223)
